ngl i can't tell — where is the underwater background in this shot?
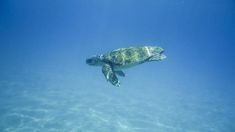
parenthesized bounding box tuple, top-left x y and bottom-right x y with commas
(0, 0, 235, 131)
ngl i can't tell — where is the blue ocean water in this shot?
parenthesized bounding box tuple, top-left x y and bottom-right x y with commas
(0, 0, 235, 131)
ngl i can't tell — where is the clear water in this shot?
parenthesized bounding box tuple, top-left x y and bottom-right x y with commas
(1, 0, 235, 132)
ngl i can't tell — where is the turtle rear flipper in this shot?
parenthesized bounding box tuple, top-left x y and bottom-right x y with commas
(148, 54, 167, 61)
(102, 64, 120, 87)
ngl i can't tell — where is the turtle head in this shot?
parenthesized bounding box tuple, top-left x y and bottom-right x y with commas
(86, 55, 104, 66)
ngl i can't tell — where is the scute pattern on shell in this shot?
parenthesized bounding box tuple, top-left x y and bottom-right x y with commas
(103, 47, 152, 66)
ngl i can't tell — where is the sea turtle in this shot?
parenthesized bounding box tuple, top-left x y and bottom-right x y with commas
(86, 46, 166, 87)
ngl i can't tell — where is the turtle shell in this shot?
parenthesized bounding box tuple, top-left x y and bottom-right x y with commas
(103, 46, 161, 67)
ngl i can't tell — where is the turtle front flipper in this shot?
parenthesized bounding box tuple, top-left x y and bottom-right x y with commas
(102, 64, 120, 87)
(115, 71, 125, 77)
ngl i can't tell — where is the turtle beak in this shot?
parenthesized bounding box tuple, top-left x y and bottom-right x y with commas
(86, 57, 102, 66)
(86, 58, 93, 65)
